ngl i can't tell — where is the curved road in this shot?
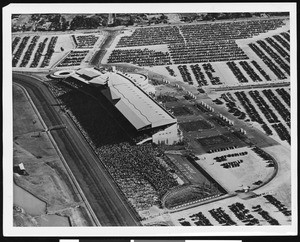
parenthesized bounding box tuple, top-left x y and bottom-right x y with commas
(13, 72, 140, 226)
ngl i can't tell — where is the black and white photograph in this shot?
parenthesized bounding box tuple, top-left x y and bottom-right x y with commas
(3, 2, 297, 237)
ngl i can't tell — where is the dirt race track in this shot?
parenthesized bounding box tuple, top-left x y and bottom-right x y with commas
(13, 72, 140, 226)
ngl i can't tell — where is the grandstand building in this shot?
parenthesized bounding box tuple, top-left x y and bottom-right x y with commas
(60, 67, 183, 145)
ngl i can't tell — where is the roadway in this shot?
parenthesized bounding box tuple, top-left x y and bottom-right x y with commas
(13, 72, 141, 226)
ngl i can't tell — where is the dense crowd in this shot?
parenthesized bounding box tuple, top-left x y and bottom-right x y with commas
(249, 43, 286, 80)
(96, 143, 179, 211)
(229, 202, 260, 225)
(72, 34, 100, 49)
(58, 50, 89, 67)
(108, 48, 171, 66)
(41, 36, 58, 68)
(12, 36, 30, 67)
(19, 36, 40, 67)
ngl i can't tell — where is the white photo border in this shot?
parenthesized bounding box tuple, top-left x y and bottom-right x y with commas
(3, 2, 297, 237)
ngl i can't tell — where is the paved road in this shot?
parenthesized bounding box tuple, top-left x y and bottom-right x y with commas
(210, 82, 290, 92)
(13, 73, 140, 226)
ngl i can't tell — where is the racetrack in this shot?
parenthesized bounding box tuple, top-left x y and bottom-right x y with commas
(13, 73, 141, 226)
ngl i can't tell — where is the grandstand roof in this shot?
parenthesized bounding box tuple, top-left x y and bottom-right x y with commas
(70, 67, 177, 131)
(105, 72, 177, 130)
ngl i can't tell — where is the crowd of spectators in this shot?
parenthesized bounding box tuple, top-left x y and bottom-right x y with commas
(108, 48, 171, 66)
(239, 61, 263, 82)
(229, 202, 260, 225)
(249, 43, 286, 80)
(251, 60, 271, 81)
(273, 34, 289, 51)
(189, 211, 213, 226)
(265, 37, 290, 62)
(72, 34, 100, 49)
(227, 61, 249, 83)
(58, 50, 89, 67)
(190, 64, 208, 86)
(264, 195, 291, 216)
(257, 40, 290, 75)
(96, 143, 179, 211)
(12, 36, 21, 53)
(275, 88, 290, 106)
(19, 36, 40, 67)
(116, 26, 184, 47)
(177, 65, 193, 85)
(12, 36, 30, 67)
(41, 36, 58, 68)
(30, 38, 49, 68)
(208, 207, 237, 226)
(262, 89, 290, 123)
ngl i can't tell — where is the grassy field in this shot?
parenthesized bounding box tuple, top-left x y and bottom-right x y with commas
(13, 83, 92, 226)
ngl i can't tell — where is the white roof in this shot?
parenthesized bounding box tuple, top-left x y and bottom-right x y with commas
(104, 72, 176, 130)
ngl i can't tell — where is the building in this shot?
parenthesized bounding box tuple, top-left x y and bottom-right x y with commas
(63, 67, 183, 145)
